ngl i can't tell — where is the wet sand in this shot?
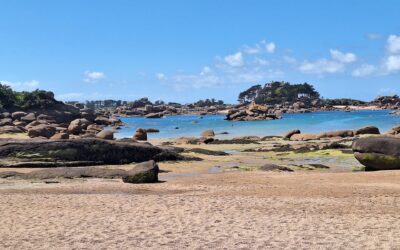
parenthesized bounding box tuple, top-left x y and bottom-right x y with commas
(1, 170, 400, 249)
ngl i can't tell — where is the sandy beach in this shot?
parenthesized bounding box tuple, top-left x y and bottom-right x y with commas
(1, 168, 400, 249)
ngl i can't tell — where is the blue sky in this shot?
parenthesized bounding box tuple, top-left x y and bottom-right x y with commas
(0, 0, 399, 103)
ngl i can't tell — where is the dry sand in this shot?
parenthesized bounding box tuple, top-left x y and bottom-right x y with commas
(1, 170, 400, 250)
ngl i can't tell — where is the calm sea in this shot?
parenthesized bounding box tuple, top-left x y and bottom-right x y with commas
(115, 110, 400, 139)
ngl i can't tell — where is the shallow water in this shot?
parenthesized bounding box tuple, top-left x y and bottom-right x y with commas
(115, 110, 400, 139)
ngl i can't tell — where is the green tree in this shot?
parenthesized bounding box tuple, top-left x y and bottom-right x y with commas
(0, 83, 16, 108)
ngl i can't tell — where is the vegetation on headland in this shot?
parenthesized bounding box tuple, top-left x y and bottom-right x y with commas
(0, 83, 61, 110)
(322, 98, 366, 106)
(192, 98, 224, 107)
(238, 81, 320, 104)
(238, 81, 366, 106)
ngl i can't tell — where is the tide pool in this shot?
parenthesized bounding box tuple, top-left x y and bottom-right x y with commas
(115, 110, 400, 139)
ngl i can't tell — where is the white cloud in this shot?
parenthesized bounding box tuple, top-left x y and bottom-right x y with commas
(0, 80, 39, 91)
(283, 56, 297, 64)
(385, 55, 400, 72)
(387, 35, 400, 54)
(200, 66, 212, 75)
(171, 73, 221, 90)
(84, 71, 106, 82)
(366, 33, 382, 40)
(330, 49, 357, 63)
(156, 73, 167, 80)
(265, 42, 276, 53)
(254, 58, 269, 66)
(298, 59, 344, 74)
(243, 45, 261, 54)
(242, 40, 276, 54)
(352, 64, 376, 77)
(224, 52, 244, 67)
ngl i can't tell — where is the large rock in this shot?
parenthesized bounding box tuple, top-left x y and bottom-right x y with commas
(26, 120, 43, 128)
(290, 133, 319, 141)
(11, 111, 27, 120)
(386, 125, 400, 135)
(21, 113, 36, 123)
(283, 129, 300, 140)
(68, 118, 91, 135)
(27, 124, 57, 138)
(352, 136, 400, 171)
(201, 130, 215, 137)
(354, 126, 380, 135)
(145, 112, 164, 118)
(50, 132, 69, 140)
(0, 126, 25, 134)
(1, 112, 11, 118)
(318, 130, 354, 139)
(13, 121, 27, 127)
(0, 138, 172, 167)
(95, 130, 114, 140)
(0, 118, 13, 126)
(133, 128, 147, 141)
(86, 124, 104, 133)
(145, 128, 160, 133)
(122, 160, 159, 183)
(0, 166, 128, 180)
(94, 116, 112, 125)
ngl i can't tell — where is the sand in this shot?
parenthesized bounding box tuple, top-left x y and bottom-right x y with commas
(1, 170, 400, 250)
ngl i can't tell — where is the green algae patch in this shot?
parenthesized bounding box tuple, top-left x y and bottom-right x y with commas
(354, 152, 400, 171)
(292, 149, 352, 158)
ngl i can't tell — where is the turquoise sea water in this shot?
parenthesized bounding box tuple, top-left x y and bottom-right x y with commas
(115, 110, 400, 139)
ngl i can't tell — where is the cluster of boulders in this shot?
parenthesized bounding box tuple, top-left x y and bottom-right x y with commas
(0, 105, 123, 140)
(225, 100, 344, 121)
(113, 97, 229, 118)
(113, 98, 178, 118)
(226, 102, 282, 121)
(371, 95, 400, 109)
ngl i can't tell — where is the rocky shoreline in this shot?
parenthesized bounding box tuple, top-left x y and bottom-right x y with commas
(1, 85, 400, 185)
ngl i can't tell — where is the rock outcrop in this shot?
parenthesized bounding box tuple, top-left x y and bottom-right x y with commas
(289, 130, 355, 141)
(133, 128, 147, 141)
(122, 160, 159, 183)
(226, 102, 281, 121)
(283, 129, 300, 140)
(354, 126, 380, 135)
(201, 130, 215, 137)
(0, 138, 173, 167)
(27, 124, 57, 138)
(68, 118, 91, 135)
(0, 126, 26, 134)
(0, 160, 159, 183)
(95, 130, 114, 140)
